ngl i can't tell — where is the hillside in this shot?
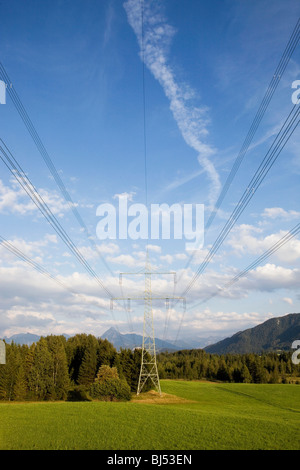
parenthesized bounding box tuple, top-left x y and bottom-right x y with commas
(205, 313, 300, 354)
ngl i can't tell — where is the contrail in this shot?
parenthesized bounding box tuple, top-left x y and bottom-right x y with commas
(124, 0, 221, 207)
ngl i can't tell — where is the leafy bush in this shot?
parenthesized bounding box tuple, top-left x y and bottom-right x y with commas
(89, 365, 131, 401)
(96, 364, 119, 381)
(90, 377, 131, 401)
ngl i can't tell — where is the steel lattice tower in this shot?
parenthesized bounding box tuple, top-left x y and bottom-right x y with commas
(137, 253, 161, 395)
(111, 250, 185, 395)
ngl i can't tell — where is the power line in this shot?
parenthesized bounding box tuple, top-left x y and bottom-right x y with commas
(181, 103, 300, 299)
(206, 17, 300, 230)
(0, 62, 132, 334)
(0, 139, 129, 333)
(187, 220, 300, 311)
(0, 139, 115, 299)
(0, 235, 83, 298)
(0, 62, 115, 278)
(140, 0, 148, 209)
(111, 250, 185, 394)
(0, 234, 117, 323)
(172, 103, 300, 343)
(179, 17, 300, 276)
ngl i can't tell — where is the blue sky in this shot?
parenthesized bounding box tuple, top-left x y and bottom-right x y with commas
(0, 0, 299, 344)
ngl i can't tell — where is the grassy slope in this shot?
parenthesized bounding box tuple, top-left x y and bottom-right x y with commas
(0, 380, 299, 450)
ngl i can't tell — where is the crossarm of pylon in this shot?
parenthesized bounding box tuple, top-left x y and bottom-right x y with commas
(119, 271, 177, 286)
(110, 295, 185, 309)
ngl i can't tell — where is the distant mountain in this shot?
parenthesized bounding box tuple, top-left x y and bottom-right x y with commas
(1, 328, 214, 351)
(205, 313, 300, 354)
(101, 327, 187, 351)
(0, 329, 224, 351)
(169, 335, 225, 350)
(4, 333, 41, 346)
(3, 332, 70, 346)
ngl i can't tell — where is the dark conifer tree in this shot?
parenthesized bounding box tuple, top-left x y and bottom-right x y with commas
(77, 336, 98, 387)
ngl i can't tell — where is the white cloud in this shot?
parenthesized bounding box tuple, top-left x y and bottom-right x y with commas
(247, 264, 300, 291)
(78, 242, 119, 260)
(123, 0, 221, 206)
(0, 178, 72, 217)
(113, 191, 136, 202)
(175, 253, 187, 260)
(262, 207, 300, 220)
(160, 254, 173, 264)
(173, 258, 300, 307)
(159, 252, 187, 265)
(0, 261, 121, 338)
(146, 244, 161, 253)
(107, 253, 144, 267)
(227, 224, 300, 262)
(6, 306, 55, 322)
(166, 307, 274, 337)
(0, 234, 58, 265)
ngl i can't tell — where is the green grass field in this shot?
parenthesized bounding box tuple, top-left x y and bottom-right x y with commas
(0, 380, 299, 450)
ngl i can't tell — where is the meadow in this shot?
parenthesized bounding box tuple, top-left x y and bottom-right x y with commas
(0, 380, 299, 450)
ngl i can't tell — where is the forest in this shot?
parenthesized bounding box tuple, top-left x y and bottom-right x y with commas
(0, 333, 299, 401)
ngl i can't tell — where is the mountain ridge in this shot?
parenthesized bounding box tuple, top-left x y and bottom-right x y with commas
(204, 313, 300, 354)
(101, 327, 186, 351)
(3, 332, 70, 346)
(2, 329, 223, 350)
(3, 313, 298, 354)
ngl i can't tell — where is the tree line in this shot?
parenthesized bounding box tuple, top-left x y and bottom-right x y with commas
(157, 348, 299, 384)
(0, 333, 299, 401)
(0, 334, 148, 401)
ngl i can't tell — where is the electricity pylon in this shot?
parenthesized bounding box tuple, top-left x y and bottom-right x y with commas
(110, 251, 185, 395)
